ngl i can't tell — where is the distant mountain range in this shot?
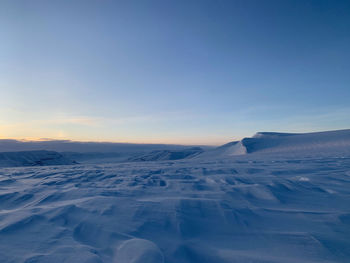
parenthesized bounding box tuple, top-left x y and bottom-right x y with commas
(0, 151, 76, 167)
(0, 129, 349, 167)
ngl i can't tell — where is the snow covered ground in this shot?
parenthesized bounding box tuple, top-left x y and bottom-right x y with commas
(0, 130, 350, 262)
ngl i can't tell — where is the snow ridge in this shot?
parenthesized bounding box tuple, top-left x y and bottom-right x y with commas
(198, 129, 350, 158)
(242, 129, 350, 154)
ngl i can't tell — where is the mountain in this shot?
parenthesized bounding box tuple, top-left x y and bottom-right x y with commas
(0, 151, 77, 167)
(198, 129, 350, 158)
(128, 147, 204, 162)
(2, 129, 349, 165)
(0, 139, 209, 153)
(0, 140, 213, 164)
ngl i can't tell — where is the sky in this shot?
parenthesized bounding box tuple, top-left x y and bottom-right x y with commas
(1, 0, 349, 145)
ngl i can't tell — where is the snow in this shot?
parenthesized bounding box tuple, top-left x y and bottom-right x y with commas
(0, 151, 76, 167)
(0, 130, 350, 262)
(0, 139, 209, 153)
(0, 140, 212, 165)
(242, 129, 350, 154)
(198, 129, 350, 157)
(114, 239, 164, 263)
(127, 147, 203, 162)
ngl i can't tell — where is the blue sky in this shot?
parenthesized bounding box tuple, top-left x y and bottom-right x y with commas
(1, 0, 349, 145)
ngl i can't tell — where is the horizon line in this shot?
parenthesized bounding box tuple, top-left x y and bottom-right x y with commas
(1, 128, 349, 147)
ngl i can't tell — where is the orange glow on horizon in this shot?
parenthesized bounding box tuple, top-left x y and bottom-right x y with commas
(0, 135, 230, 146)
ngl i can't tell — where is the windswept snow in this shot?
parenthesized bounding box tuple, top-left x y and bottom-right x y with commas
(243, 129, 350, 154)
(0, 130, 350, 262)
(198, 129, 350, 158)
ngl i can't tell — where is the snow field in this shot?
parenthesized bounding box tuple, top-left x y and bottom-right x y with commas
(0, 152, 349, 262)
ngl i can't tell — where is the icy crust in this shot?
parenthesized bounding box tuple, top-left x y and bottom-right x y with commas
(0, 151, 76, 167)
(0, 152, 350, 263)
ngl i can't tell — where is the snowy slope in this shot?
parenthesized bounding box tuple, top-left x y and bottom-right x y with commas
(0, 151, 76, 167)
(198, 129, 350, 158)
(243, 129, 350, 154)
(197, 140, 247, 158)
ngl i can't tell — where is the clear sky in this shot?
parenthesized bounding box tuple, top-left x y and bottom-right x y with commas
(1, 0, 349, 145)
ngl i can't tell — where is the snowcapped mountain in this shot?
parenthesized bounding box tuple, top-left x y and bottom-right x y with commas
(0, 139, 206, 153)
(0, 151, 76, 167)
(1, 130, 349, 167)
(198, 129, 350, 158)
(128, 147, 204, 162)
(0, 140, 211, 165)
(243, 129, 350, 154)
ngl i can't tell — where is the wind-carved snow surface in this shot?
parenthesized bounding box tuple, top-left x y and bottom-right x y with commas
(0, 130, 350, 262)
